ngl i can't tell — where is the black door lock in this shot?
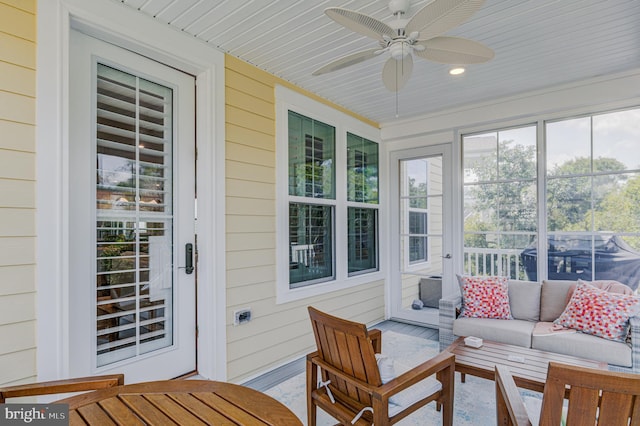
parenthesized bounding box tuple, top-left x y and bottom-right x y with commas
(185, 243, 194, 274)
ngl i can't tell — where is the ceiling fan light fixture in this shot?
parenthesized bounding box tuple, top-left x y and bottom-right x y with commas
(449, 67, 465, 75)
(389, 41, 409, 60)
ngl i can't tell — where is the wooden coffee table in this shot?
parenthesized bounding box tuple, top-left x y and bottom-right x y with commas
(446, 337, 607, 393)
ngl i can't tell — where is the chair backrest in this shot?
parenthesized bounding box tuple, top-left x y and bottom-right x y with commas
(541, 362, 640, 425)
(308, 306, 382, 408)
(0, 375, 124, 403)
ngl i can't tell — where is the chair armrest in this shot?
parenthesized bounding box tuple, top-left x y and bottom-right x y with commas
(629, 315, 640, 373)
(439, 295, 461, 351)
(375, 351, 455, 400)
(0, 374, 124, 403)
(308, 355, 378, 394)
(369, 329, 382, 354)
(495, 365, 531, 426)
(310, 350, 455, 396)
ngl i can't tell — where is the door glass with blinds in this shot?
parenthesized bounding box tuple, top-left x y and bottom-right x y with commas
(95, 64, 174, 366)
(69, 30, 196, 382)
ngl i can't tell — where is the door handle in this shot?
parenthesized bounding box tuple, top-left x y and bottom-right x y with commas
(184, 243, 194, 274)
(442, 254, 452, 259)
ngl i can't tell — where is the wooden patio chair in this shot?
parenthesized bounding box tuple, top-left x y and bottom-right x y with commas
(306, 306, 455, 426)
(0, 374, 124, 403)
(495, 362, 640, 425)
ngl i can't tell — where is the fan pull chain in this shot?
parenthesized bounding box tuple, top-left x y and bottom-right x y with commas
(395, 52, 400, 118)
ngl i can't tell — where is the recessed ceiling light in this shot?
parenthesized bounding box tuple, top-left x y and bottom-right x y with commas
(449, 67, 465, 76)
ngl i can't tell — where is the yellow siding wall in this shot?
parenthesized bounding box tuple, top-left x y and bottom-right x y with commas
(0, 0, 37, 386)
(224, 55, 384, 382)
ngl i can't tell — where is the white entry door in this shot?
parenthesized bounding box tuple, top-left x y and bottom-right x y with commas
(68, 30, 196, 382)
(389, 145, 453, 326)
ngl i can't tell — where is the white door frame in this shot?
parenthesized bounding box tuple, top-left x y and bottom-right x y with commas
(36, 0, 226, 381)
(388, 144, 454, 326)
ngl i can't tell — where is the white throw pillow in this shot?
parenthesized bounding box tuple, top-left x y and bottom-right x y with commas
(375, 353, 395, 384)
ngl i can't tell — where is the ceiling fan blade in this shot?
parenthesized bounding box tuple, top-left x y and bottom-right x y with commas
(382, 55, 413, 92)
(325, 7, 396, 40)
(406, 0, 485, 41)
(312, 48, 381, 76)
(415, 36, 494, 64)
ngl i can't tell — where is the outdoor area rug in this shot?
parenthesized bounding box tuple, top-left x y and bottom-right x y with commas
(265, 330, 543, 425)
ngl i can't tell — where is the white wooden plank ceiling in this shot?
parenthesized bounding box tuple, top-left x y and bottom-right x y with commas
(116, 0, 640, 124)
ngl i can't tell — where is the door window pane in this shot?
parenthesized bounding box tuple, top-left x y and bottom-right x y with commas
(397, 153, 445, 317)
(95, 64, 173, 366)
(400, 157, 442, 267)
(348, 207, 378, 275)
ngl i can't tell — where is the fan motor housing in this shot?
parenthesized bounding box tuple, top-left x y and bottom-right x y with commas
(388, 0, 411, 15)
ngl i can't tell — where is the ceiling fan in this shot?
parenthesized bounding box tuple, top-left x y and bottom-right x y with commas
(313, 0, 494, 91)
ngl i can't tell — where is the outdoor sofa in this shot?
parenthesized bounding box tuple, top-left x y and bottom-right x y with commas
(439, 279, 640, 373)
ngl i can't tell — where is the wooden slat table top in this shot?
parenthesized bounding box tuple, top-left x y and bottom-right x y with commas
(54, 380, 302, 426)
(446, 337, 607, 393)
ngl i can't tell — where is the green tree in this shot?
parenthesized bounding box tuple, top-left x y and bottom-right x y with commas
(547, 157, 626, 231)
(466, 140, 537, 233)
(463, 216, 492, 248)
(592, 174, 640, 249)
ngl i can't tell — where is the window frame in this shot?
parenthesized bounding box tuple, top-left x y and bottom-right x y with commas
(275, 86, 383, 303)
(460, 123, 538, 279)
(458, 105, 640, 284)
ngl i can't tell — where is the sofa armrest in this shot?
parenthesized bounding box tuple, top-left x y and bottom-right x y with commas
(439, 295, 461, 352)
(630, 315, 640, 373)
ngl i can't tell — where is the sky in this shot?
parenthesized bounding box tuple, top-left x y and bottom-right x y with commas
(547, 108, 640, 170)
(463, 107, 640, 173)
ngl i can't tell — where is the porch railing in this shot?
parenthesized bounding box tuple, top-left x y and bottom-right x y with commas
(463, 248, 525, 280)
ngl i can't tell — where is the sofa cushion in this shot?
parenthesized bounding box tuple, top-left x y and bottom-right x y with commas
(508, 280, 541, 322)
(554, 281, 640, 342)
(540, 280, 576, 321)
(457, 275, 512, 319)
(532, 330, 632, 367)
(453, 318, 534, 348)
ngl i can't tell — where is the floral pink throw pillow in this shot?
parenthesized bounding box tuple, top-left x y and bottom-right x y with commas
(458, 275, 512, 319)
(554, 281, 640, 342)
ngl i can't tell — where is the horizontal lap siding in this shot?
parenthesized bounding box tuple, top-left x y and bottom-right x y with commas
(224, 55, 384, 382)
(0, 0, 37, 386)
